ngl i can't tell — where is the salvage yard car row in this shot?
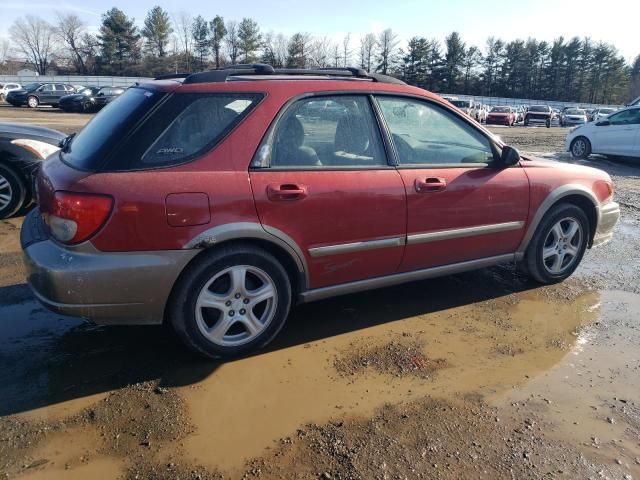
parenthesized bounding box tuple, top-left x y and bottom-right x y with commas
(1, 82, 124, 112)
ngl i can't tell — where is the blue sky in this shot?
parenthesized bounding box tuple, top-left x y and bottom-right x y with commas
(1, 0, 637, 62)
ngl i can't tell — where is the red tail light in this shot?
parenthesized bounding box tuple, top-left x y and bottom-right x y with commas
(48, 191, 113, 245)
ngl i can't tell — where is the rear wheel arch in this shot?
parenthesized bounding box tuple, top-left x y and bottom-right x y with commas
(165, 230, 307, 324)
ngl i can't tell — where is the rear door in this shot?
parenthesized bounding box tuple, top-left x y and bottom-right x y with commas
(375, 95, 529, 271)
(250, 94, 407, 290)
(39, 84, 55, 104)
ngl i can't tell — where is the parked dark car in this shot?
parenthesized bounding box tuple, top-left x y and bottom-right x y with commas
(524, 105, 553, 128)
(0, 123, 65, 218)
(60, 86, 126, 113)
(21, 65, 619, 359)
(5, 82, 76, 108)
(59, 86, 101, 112)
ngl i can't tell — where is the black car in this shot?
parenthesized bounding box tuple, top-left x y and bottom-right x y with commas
(0, 123, 66, 218)
(5, 82, 76, 108)
(59, 86, 102, 112)
(92, 86, 126, 110)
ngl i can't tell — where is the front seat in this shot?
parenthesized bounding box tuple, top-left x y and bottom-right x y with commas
(273, 116, 321, 167)
(334, 113, 377, 164)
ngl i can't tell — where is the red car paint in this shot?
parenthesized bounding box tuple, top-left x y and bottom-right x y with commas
(36, 78, 614, 291)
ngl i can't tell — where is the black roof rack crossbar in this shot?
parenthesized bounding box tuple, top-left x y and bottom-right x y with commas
(181, 64, 406, 85)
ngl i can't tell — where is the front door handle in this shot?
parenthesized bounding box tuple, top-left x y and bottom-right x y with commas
(267, 183, 308, 201)
(415, 177, 447, 193)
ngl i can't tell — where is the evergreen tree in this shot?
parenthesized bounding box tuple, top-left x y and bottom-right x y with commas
(209, 15, 226, 68)
(191, 15, 209, 69)
(99, 8, 140, 74)
(142, 6, 172, 57)
(237, 18, 261, 63)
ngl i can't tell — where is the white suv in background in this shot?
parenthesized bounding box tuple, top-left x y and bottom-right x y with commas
(0, 83, 21, 101)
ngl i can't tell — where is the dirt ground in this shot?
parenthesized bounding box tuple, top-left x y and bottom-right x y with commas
(1, 105, 640, 479)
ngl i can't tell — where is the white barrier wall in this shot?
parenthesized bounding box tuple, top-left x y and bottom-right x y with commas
(0, 75, 153, 88)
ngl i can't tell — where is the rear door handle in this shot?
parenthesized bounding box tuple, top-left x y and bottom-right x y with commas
(267, 183, 308, 201)
(415, 177, 447, 193)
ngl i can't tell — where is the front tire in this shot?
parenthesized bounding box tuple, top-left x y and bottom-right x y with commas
(0, 164, 27, 219)
(168, 244, 292, 359)
(524, 203, 589, 284)
(570, 136, 591, 159)
(27, 96, 39, 108)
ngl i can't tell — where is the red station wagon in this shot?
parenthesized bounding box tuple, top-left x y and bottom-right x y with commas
(21, 65, 620, 358)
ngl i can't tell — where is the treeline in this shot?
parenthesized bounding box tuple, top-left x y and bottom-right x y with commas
(2, 8, 639, 104)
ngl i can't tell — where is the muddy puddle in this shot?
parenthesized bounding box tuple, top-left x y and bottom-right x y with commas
(7, 268, 636, 478)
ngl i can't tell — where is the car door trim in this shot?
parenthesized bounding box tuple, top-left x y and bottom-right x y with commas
(308, 236, 405, 258)
(300, 253, 515, 303)
(407, 221, 525, 245)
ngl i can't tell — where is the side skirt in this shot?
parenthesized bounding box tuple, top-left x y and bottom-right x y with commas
(299, 253, 515, 303)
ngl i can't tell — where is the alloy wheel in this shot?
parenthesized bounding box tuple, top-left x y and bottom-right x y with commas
(0, 173, 13, 211)
(542, 217, 583, 274)
(572, 138, 587, 157)
(195, 265, 278, 347)
(27, 97, 38, 108)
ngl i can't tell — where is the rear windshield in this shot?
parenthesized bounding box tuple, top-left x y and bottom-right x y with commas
(529, 106, 550, 112)
(600, 108, 616, 114)
(62, 88, 262, 171)
(450, 100, 471, 108)
(565, 109, 585, 115)
(490, 107, 511, 113)
(62, 88, 164, 170)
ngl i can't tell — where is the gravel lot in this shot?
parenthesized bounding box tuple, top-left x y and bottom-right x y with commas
(1, 105, 639, 479)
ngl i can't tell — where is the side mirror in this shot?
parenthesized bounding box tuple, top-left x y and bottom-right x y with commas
(500, 145, 520, 167)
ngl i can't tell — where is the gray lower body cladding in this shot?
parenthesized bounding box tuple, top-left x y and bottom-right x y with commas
(21, 210, 197, 325)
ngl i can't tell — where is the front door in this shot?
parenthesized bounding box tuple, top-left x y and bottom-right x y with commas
(375, 95, 530, 272)
(593, 107, 640, 155)
(250, 94, 407, 289)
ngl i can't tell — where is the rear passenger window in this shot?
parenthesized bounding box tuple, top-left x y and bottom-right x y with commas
(266, 96, 387, 168)
(140, 95, 260, 166)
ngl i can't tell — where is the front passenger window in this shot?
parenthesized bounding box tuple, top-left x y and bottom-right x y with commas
(377, 96, 495, 165)
(269, 96, 387, 168)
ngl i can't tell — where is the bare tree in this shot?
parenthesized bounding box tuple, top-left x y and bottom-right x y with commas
(0, 38, 10, 65)
(9, 16, 56, 74)
(55, 12, 88, 73)
(376, 28, 399, 74)
(262, 31, 288, 67)
(359, 33, 377, 72)
(308, 36, 332, 67)
(173, 11, 193, 71)
(332, 43, 341, 68)
(342, 33, 351, 67)
(225, 20, 239, 64)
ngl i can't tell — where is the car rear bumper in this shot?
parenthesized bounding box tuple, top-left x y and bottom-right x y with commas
(21, 209, 197, 325)
(593, 200, 620, 247)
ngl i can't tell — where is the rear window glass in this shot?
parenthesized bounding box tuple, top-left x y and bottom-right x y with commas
(139, 95, 260, 166)
(529, 106, 550, 112)
(62, 88, 164, 171)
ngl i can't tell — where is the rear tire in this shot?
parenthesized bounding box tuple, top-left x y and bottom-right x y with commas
(168, 244, 292, 359)
(524, 118, 529, 126)
(546, 119, 551, 128)
(0, 164, 27, 219)
(570, 136, 591, 159)
(524, 203, 589, 284)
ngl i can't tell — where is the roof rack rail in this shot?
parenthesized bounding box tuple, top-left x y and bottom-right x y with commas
(181, 64, 406, 86)
(154, 73, 190, 80)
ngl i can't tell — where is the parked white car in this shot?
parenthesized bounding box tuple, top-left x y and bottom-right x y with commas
(0, 83, 21, 101)
(591, 107, 617, 123)
(565, 106, 640, 159)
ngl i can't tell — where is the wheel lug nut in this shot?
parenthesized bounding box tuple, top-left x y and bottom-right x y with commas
(225, 301, 232, 306)
(234, 293, 241, 299)
(229, 310, 235, 316)
(239, 309, 246, 315)
(243, 298, 249, 304)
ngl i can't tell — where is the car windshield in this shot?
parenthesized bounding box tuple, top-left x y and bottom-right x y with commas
(490, 107, 511, 113)
(566, 109, 584, 115)
(529, 106, 549, 112)
(450, 100, 471, 108)
(62, 87, 165, 171)
(23, 83, 41, 92)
